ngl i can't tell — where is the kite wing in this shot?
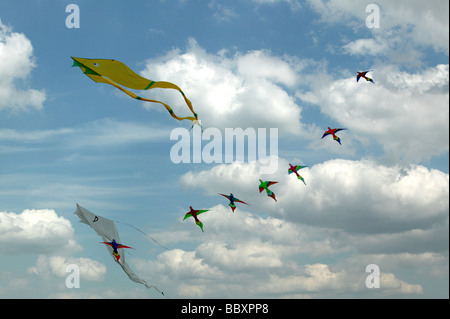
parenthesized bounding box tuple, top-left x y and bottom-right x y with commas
(183, 209, 209, 220)
(72, 57, 199, 124)
(219, 194, 231, 201)
(266, 181, 278, 188)
(219, 194, 247, 205)
(74, 204, 164, 295)
(117, 244, 133, 249)
(101, 242, 133, 250)
(196, 209, 209, 216)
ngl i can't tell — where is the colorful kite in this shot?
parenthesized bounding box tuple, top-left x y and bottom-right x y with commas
(101, 239, 133, 262)
(71, 57, 200, 126)
(183, 206, 209, 232)
(219, 193, 248, 212)
(74, 204, 164, 295)
(288, 163, 307, 185)
(258, 179, 278, 202)
(322, 127, 347, 145)
(356, 70, 374, 83)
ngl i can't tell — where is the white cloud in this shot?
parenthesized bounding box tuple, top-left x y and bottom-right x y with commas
(307, 0, 449, 67)
(297, 64, 449, 163)
(0, 209, 81, 254)
(135, 204, 430, 297)
(259, 262, 423, 296)
(27, 255, 106, 282)
(0, 19, 46, 112)
(342, 38, 389, 56)
(179, 158, 449, 252)
(140, 38, 305, 135)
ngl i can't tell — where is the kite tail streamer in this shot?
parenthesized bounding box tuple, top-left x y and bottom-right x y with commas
(147, 81, 198, 121)
(115, 220, 169, 250)
(116, 259, 168, 297)
(101, 77, 198, 123)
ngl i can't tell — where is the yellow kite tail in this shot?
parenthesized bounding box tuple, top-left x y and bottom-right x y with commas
(101, 77, 198, 122)
(141, 80, 198, 122)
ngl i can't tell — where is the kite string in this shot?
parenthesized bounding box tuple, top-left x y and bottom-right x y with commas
(115, 220, 170, 250)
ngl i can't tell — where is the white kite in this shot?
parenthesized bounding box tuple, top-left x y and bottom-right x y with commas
(74, 204, 164, 296)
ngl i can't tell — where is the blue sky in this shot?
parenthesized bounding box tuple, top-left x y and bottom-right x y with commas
(0, 0, 448, 299)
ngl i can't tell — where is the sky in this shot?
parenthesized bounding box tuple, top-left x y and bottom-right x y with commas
(0, 0, 448, 299)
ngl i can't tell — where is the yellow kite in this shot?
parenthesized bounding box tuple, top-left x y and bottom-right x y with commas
(71, 57, 199, 125)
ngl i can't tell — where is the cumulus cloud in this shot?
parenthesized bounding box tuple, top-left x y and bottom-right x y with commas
(297, 64, 449, 163)
(258, 263, 423, 297)
(155, 156, 446, 297)
(0, 209, 81, 254)
(134, 204, 428, 298)
(307, 0, 449, 54)
(180, 158, 449, 253)
(0, 19, 46, 112)
(27, 255, 106, 282)
(140, 38, 306, 135)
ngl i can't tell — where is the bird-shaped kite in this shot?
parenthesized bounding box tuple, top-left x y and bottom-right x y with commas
(288, 163, 307, 185)
(356, 70, 374, 83)
(101, 239, 134, 262)
(183, 206, 209, 232)
(219, 193, 248, 212)
(71, 57, 200, 126)
(322, 127, 347, 145)
(258, 179, 278, 202)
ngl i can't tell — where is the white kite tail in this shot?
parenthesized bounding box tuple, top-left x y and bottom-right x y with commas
(117, 259, 165, 296)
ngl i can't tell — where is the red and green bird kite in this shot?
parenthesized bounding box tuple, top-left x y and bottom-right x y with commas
(258, 179, 278, 202)
(183, 206, 209, 232)
(288, 163, 307, 185)
(219, 193, 248, 212)
(356, 70, 374, 83)
(322, 127, 347, 145)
